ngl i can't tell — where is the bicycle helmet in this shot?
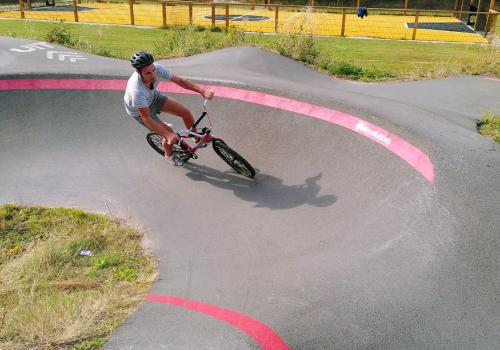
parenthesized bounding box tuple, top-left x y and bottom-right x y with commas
(130, 51, 154, 69)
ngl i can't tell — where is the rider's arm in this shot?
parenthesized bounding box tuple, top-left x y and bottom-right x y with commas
(171, 75, 214, 100)
(138, 107, 176, 141)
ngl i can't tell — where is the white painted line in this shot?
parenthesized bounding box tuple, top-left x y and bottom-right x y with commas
(46, 51, 87, 62)
(9, 42, 53, 53)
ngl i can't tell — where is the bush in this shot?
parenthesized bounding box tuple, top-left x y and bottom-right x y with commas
(331, 62, 363, 78)
(46, 21, 76, 46)
(154, 25, 248, 58)
(92, 46, 113, 57)
(362, 67, 393, 80)
(44, 22, 115, 58)
(296, 35, 319, 64)
(276, 33, 319, 64)
(316, 54, 393, 80)
(209, 25, 223, 32)
(155, 27, 199, 57)
(224, 26, 246, 47)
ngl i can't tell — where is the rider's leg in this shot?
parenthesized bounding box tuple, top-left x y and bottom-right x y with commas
(160, 96, 209, 147)
(160, 97, 196, 131)
(160, 97, 207, 147)
(148, 93, 177, 157)
(161, 121, 173, 157)
(162, 137, 173, 156)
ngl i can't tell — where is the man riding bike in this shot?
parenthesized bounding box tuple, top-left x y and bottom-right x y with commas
(124, 51, 214, 166)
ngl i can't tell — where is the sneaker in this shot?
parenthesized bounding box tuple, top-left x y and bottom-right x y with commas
(168, 154, 185, 167)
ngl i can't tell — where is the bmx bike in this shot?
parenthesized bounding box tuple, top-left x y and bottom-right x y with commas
(146, 97, 256, 179)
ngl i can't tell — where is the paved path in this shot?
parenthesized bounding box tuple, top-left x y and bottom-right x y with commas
(1, 37, 499, 349)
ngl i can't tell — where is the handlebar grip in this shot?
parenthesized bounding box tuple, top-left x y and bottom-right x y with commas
(203, 89, 214, 107)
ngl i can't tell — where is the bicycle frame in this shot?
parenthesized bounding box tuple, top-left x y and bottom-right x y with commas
(176, 100, 215, 155)
(178, 130, 215, 155)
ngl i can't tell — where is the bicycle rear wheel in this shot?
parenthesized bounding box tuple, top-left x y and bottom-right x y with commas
(212, 139, 255, 178)
(146, 133, 190, 163)
(147, 133, 165, 156)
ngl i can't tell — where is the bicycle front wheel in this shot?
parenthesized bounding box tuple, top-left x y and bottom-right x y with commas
(212, 139, 255, 178)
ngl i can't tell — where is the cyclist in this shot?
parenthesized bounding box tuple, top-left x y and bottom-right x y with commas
(124, 51, 214, 166)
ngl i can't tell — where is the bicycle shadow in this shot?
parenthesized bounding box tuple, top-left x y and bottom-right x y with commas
(182, 163, 337, 210)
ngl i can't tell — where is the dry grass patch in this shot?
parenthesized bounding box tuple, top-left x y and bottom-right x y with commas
(0, 205, 157, 350)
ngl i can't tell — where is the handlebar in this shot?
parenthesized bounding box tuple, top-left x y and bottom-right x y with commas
(191, 89, 214, 131)
(189, 89, 214, 131)
(203, 88, 214, 110)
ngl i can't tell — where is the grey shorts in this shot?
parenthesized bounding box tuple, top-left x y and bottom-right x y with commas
(132, 92, 168, 130)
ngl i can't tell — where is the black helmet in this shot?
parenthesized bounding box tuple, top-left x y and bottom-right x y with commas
(130, 51, 154, 69)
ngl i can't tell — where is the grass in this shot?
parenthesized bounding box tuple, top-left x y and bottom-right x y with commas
(0, 18, 499, 81)
(494, 16, 500, 40)
(477, 112, 500, 143)
(0, 204, 157, 350)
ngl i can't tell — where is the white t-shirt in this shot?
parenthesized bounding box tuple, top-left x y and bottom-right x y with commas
(123, 63, 173, 117)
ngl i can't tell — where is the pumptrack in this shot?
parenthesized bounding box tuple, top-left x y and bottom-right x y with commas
(1, 37, 499, 349)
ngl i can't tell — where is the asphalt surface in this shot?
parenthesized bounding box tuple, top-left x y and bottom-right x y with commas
(1, 37, 499, 349)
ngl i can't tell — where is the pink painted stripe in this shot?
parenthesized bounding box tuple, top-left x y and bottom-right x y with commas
(0, 78, 434, 183)
(485, 77, 500, 82)
(190, 84, 434, 183)
(0, 78, 126, 91)
(147, 294, 290, 350)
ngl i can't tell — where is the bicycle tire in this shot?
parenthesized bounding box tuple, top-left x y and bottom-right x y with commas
(146, 133, 190, 163)
(146, 133, 165, 156)
(212, 139, 255, 178)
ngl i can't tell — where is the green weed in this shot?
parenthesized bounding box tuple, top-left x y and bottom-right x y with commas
(477, 112, 500, 143)
(70, 337, 107, 350)
(114, 267, 137, 282)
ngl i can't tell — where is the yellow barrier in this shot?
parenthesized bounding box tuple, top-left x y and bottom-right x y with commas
(0, 1, 495, 44)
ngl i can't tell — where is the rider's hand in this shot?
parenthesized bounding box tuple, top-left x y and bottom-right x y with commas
(202, 89, 214, 100)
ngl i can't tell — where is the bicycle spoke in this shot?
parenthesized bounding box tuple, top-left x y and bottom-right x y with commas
(151, 135, 163, 148)
(212, 139, 255, 178)
(147, 133, 166, 156)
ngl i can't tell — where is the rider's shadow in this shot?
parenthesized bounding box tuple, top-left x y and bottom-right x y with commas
(183, 163, 337, 210)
